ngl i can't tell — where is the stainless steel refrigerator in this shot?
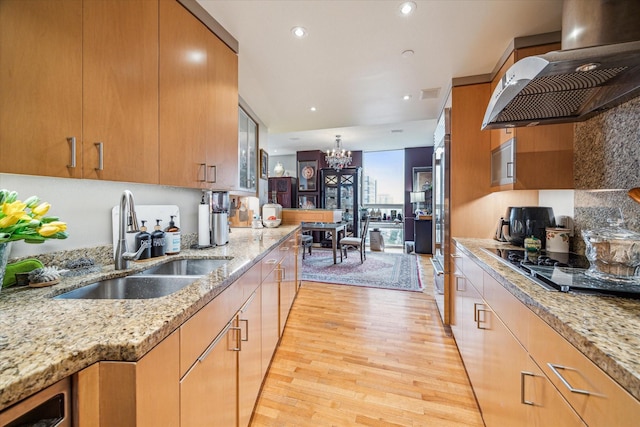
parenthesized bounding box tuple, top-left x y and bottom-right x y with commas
(431, 108, 451, 326)
(320, 167, 362, 237)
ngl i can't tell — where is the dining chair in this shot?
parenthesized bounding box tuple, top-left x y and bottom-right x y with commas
(339, 217, 369, 263)
(301, 232, 313, 259)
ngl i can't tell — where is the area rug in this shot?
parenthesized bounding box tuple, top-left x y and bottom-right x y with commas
(301, 250, 422, 292)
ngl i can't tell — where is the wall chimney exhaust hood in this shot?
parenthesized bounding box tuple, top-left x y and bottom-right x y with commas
(482, 0, 640, 130)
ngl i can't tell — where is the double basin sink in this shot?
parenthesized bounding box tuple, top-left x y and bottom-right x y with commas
(55, 258, 230, 300)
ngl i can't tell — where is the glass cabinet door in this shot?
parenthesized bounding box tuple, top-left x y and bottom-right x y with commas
(238, 107, 257, 191)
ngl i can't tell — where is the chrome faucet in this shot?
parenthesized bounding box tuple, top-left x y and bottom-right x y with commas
(114, 190, 146, 270)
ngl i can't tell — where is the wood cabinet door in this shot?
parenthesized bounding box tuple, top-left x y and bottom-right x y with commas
(524, 357, 585, 427)
(159, 0, 210, 188)
(207, 33, 239, 191)
(82, 0, 159, 183)
(0, 0, 82, 178)
(181, 321, 239, 427)
(480, 304, 529, 427)
(261, 265, 280, 377)
(279, 239, 297, 335)
(238, 289, 263, 427)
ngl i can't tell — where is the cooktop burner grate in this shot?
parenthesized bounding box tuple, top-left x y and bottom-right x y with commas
(483, 248, 640, 299)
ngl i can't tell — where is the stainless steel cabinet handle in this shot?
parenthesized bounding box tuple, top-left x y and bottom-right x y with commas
(430, 258, 444, 276)
(207, 165, 217, 183)
(476, 307, 489, 330)
(198, 322, 232, 362)
(230, 326, 242, 351)
(506, 161, 514, 178)
(95, 142, 104, 171)
(264, 259, 278, 265)
(451, 253, 462, 258)
(547, 363, 591, 395)
(455, 275, 465, 291)
(67, 137, 76, 168)
(520, 371, 535, 405)
(239, 319, 249, 342)
(198, 163, 206, 182)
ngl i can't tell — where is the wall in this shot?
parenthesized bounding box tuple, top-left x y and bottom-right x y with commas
(404, 146, 434, 242)
(269, 155, 297, 178)
(572, 96, 640, 253)
(0, 173, 203, 259)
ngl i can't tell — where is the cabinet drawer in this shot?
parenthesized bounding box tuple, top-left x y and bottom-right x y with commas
(261, 247, 285, 282)
(180, 284, 243, 377)
(529, 311, 640, 426)
(237, 262, 261, 301)
(458, 250, 483, 294)
(483, 272, 528, 349)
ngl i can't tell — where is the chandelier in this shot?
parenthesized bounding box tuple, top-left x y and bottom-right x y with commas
(325, 135, 352, 172)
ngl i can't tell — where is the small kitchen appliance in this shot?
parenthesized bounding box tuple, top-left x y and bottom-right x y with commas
(262, 192, 282, 228)
(200, 191, 229, 246)
(494, 207, 514, 242)
(507, 206, 555, 248)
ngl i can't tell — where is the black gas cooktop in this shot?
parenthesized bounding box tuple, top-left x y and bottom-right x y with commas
(483, 247, 640, 299)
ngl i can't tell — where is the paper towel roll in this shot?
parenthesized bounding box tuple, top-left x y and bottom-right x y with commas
(198, 204, 211, 246)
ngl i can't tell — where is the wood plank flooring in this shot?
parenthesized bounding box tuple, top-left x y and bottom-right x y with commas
(251, 256, 484, 426)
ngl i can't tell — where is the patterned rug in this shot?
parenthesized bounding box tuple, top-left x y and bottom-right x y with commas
(301, 249, 422, 292)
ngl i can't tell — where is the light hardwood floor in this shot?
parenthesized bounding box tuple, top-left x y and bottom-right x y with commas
(251, 255, 484, 426)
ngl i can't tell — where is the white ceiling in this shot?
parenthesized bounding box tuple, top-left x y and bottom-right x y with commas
(197, 0, 564, 155)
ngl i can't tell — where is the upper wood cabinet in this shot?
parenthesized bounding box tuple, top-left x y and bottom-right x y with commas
(2, 0, 240, 189)
(1, 0, 160, 183)
(82, 0, 159, 183)
(210, 39, 240, 191)
(0, 0, 83, 179)
(159, 0, 240, 190)
(489, 43, 574, 191)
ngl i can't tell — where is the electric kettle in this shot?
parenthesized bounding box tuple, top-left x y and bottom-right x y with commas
(494, 207, 513, 242)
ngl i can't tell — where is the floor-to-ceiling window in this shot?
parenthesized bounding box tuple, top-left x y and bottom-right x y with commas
(362, 150, 404, 247)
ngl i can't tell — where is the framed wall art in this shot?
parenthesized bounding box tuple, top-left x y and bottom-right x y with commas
(259, 149, 269, 180)
(413, 166, 433, 192)
(298, 160, 317, 191)
(298, 195, 317, 209)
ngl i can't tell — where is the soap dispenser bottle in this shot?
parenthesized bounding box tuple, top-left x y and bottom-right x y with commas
(164, 215, 181, 255)
(135, 220, 152, 260)
(151, 219, 166, 258)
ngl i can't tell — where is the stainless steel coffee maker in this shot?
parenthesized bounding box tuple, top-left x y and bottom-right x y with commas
(202, 190, 229, 246)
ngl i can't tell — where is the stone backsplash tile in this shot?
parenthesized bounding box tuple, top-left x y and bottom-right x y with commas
(573, 96, 640, 254)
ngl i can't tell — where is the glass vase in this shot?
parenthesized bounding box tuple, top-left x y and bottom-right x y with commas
(0, 242, 12, 293)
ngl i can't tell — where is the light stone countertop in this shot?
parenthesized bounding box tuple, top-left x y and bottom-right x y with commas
(0, 226, 299, 411)
(454, 238, 640, 402)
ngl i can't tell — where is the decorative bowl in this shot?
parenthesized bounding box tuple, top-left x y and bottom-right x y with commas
(582, 219, 640, 282)
(263, 219, 281, 228)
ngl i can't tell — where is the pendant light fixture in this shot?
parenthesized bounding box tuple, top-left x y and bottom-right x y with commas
(325, 135, 352, 172)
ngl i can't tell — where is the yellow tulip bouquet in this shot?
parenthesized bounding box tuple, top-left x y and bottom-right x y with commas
(0, 189, 68, 244)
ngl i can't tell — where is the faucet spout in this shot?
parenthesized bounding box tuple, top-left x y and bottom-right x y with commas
(115, 190, 141, 270)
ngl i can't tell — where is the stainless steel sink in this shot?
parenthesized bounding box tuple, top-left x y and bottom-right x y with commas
(138, 258, 230, 276)
(55, 275, 199, 300)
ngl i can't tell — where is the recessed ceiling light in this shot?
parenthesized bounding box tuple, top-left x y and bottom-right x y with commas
(399, 1, 417, 16)
(310, 106, 317, 112)
(401, 49, 415, 58)
(291, 26, 307, 38)
(403, 94, 412, 101)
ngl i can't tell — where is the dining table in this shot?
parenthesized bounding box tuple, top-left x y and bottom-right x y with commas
(300, 222, 346, 264)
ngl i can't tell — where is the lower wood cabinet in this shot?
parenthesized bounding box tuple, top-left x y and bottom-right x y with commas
(238, 288, 263, 427)
(75, 330, 180, 427)
(74, 231, 300, 426)
(452, 249, 588, 426)
(180, 319, 239, 427)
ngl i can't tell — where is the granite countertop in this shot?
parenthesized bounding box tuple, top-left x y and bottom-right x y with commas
(0, 226, 299, 411)
(455, 238, 640, 402)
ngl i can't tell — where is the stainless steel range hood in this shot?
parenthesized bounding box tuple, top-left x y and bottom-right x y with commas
(482, 0, 640, 130)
